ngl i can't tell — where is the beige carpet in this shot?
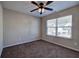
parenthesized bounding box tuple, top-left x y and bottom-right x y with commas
(1, 40, 79, 58)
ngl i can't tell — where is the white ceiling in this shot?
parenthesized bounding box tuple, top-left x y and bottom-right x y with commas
(2, 1, 79, 17)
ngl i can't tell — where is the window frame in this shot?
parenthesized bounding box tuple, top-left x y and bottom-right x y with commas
(46, 19, 57, 36)
(46, 15, 72, 39)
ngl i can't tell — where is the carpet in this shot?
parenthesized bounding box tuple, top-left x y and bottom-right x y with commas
(1, 40, 79, 58)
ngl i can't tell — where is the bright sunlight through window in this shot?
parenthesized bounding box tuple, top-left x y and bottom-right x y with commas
(47, 15, 72, 38)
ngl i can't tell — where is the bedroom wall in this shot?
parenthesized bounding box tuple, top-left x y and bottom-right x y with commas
(41, 6, 79, 51)
(3, 9, 40, 48)
(0, 3, 3, 56)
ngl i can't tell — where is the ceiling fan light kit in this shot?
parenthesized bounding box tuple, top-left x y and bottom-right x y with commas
(30, 1, 53, 14)
(38, 8, 44, 13)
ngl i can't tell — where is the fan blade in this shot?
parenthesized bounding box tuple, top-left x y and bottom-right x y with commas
(31, 1, 39, 6)
(44, 7, 53, 11)
(46, 1, 53, 5)
(30, 8, 39, 12)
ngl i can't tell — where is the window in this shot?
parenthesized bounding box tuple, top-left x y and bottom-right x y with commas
(57, 15, 72, 38)
(47, 15, 72, 38)
(47, 19, 56, 36)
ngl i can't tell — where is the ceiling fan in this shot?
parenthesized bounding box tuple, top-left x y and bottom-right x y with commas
(30, 1, 53, 14)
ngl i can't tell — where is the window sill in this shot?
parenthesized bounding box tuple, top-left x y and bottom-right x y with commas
(46, 35, 72, 40)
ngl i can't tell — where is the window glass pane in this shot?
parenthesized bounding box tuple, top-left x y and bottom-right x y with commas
(57, 27, 71, 38)
(47, 28, 56, 36)
(47, 19, 56, 27)
(57, 15, 72, 38)
(57, 15, 72, 27)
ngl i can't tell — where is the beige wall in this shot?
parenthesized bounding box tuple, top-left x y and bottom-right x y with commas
(41, 6, 79, 51)
(0, 3, 3, 56)
(3, 9, 40, 48)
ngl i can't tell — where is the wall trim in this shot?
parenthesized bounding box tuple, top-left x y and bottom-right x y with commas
(0, 48, 3, 57)
(4, 39, 40, 48)
(41, 39, 79, 52)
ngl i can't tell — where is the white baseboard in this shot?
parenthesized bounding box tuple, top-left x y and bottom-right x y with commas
(3, 38, 79, 52)
(42, 39, 79, 52)
(0, 48, 3, 57)
(4, 39, 39, 48)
